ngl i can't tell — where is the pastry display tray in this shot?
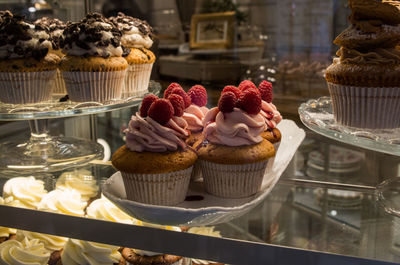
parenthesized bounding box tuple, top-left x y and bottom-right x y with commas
(0, 81, 161, 120)
(298, 97, 400, 156)
(102, 119, 305, 226)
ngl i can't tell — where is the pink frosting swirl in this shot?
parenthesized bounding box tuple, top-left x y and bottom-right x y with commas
(183, 105, 209, 133)
(203, 107, 266, 146)
(260, 100, 282, 129)
(125, 113, 189, 152)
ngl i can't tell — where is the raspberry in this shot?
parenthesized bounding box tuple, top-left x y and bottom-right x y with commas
(139, 94, 158, 117)
(170, 87, 191, 108)
(168, 94, 185, 117)
(164, 82, 182, 98)
(258, 80, 273, 102)
(218, 91, 237, 113)
(188, 85, 207, 107)
(148, 98, 174, 125)
(222, 85, 240, 98)
(238, 89, 262, 115)
(238, 80, 256, 91)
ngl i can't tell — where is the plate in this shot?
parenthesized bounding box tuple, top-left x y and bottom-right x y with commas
(102, 119, 305, 226)
(298, 97, 400, 156)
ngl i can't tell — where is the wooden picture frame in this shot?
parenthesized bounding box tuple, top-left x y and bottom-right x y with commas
(190, 11, 235, 50)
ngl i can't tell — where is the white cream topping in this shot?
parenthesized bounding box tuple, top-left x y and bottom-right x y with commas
(17, 230, 67, 252)
(86, 195, 140, 225)
(56, 169, 99, 202)
(37, 189, 87, 217)
(3, 177, 47, 209)
(0, 197, 16, 238)
(0, 238, 51, 265)
(61, 239, 121, 265)
(121, 29, 153, 49)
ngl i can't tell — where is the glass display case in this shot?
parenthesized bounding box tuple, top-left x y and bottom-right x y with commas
(0, 0, 399, 265)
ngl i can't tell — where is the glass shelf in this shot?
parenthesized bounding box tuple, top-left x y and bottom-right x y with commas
(298, 97, 400, 156)
(0, 81, 161, 121)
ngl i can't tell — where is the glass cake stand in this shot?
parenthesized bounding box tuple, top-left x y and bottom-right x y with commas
(0, 81, 161, 175)
(298, 97, 400, 217)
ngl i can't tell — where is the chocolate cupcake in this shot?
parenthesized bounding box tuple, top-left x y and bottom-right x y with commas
(0, 12, 58, 104)
(35, 17, 67, 96)
(109, 12, 155, 97)
(325, 0, 400, 129)
(60, 13, 129, 102)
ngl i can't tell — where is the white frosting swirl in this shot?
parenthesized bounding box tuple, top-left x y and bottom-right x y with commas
(3, 177, 47, 209)
(61, 239, 121, 265)
(133, 223, 181, 256)
(86, 195, 140, 225)
(0, 238, 51, 265)
(260, 100, 282, 129)
(125, 113, 189, 152)
(188, 226, 222, 264)
(0, 197, 16, 238)
(56, 169, 99, 202)
(37, 189, 87, 217)
(183, 105, 209, 133)
(203, 107, 266, 146)
(121, 29, 153, 49)
(17, 230, 67, 251)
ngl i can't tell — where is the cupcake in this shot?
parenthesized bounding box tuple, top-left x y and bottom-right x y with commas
(0, 197, 16, 243)
(59, 238, 125, 265)
(187, 226, 224, 265)
(112, 94, 197, 205)
(196, 88, 276, 198)
(3, 176, 48, 209)
(121, 222, 184, 265)
(60, 13, 129, 102)
(109, 12, 155, 97)
(35, 17, 67, 96)
(55, 169, 99, 203)
(0, 237, 52, 265)
(0, 12, 58, 104)
(325, 0, 400, 129)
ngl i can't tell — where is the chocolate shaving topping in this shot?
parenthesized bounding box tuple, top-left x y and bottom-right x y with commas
(61, 12, 125, 58)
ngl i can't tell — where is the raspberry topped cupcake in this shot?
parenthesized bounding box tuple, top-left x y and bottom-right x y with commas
(196, 87, 276, 198)
(112, 93, 197, 205)
(109, 12, 155, 97)
(0, 12, 58, 104)
(60, 13, 129, 102)
(325, 0, 400, 129)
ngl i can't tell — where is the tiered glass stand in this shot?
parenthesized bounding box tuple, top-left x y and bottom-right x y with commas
(298, 97, 400, 216)
(0, 81, 161, 175)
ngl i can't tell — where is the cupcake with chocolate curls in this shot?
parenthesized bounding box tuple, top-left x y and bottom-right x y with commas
(60, 12, 129, 102)
(35, 17, 67, 96)
(109, 12, 155, 97)
(0, 12, 58, 104)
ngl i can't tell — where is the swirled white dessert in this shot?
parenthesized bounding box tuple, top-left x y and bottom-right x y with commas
(86, 195, 139, 224)
(60, 238, 123, 265)
(17, 230, 67, 252)
(56, 169, 99, 202)
(3, 176, 47, 209)
(0, 237, 51, 265)
(37, 188, 87, 217)
(121, 222, 183, 265)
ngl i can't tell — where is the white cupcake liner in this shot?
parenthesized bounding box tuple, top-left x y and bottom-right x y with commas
(121, 167, 193, 206)
(201, 160, 269, 198)
(0, 71, 56, 104)
(327, 82, 400, 129)
(190, 161, 202, 182)
(123, 63, 153, 97)
(52, 69, 67, 95)
(62, 70, 126, 102)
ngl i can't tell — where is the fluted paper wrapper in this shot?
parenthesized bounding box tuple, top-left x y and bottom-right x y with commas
(52, 69, 66, 95)
(62, 70, 126, 102)
(123, 63, 153, 97)
(121, 167, 193, 206)
(0, 71, 56, 104)
(201, 160, 269, 198)
(328, 82, 400, 129)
